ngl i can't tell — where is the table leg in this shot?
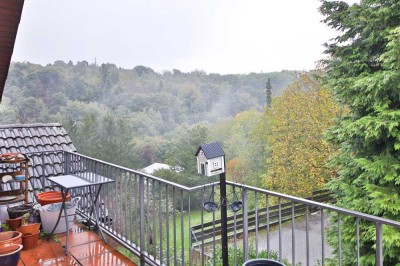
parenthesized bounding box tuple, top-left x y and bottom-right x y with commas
(47, 188, 67, 240)
(62, 189, 70, 255)
(89, 185, 107, 243)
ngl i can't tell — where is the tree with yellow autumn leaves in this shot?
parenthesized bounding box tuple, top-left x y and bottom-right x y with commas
(263, 72, 342, 197)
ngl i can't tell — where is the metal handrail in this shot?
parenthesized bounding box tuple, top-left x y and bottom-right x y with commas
(10, 150, 398, 266)
(227, 181, 400, 228)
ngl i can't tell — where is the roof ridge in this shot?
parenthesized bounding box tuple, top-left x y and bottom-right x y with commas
(0, 123, 62, 129)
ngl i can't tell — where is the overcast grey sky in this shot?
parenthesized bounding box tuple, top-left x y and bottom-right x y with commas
(12, 0, 351, 74)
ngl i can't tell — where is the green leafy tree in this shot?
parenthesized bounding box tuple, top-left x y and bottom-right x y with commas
(165, 124, 209, 175)
(320, 0, 400, 264)
(263, 72, 340, 197)
(14, 97, 46, 123)
(212, 110, 265, 186)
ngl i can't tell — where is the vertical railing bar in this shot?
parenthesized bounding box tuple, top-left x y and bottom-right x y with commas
(102, 165, 107, 230)
(266, 194, 270, 259)
(306, 205, 310, 266)
(152, 179, 156, 261)
(41, 152, 45, 192)
(159, 183, 163, 264)
(173, 187, 177, 265)
(180, 190, 185, 265)
(166, 186, 170, 265)
(321, 208, 325, 266)
(102, 164, 106, 230)
(99, 161, 104, 227)
(255, 191, 259, 258)
(117, 169, 127, 238)
(188, 194, 191, 266)
(134, 174, 139, 244)
(119, 168, 123, 239)
(116, 168, 121, 237)
(112, 166, 118, 235)
(356, 218, 360, 266)
(243, 188, 249, 262)
(112, 166, 117, 234)
(135, 174, 139, 244)
(291, 202, 295, 266)
(112, 166, 116, 233)
(124, 170, 128, 242)
(201, 187, 205, 266)
(96, 161, 101, 225)
(129, 172, 133, 243)
(376, 222, 383, 266)
(234, 211, 237, 266)
(278, 197, 282, 261)
(139, 175, 145, 266)
(212, 185, 216, 266)
(338, 213, 342, 266)
(147, 177, 150, 254)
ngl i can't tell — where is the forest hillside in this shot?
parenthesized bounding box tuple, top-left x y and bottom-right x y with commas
(0, 61, 295, 186)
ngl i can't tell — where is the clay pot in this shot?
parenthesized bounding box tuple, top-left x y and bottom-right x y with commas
(17, 223, 41, 235)
(0, 243, 20, 254)
(0, 231, 22, 245)
(37, 191, 71, 206)
(0, 244, 23, 266)
(21, 231, 39, 250)
(6, 217, 23, 231)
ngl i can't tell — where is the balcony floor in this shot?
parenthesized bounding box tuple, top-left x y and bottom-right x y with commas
(17, 223, 137, 266)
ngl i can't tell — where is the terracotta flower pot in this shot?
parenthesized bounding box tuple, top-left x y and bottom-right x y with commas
(37, 191, 70, 206)
(21, 231, 39, 250)
(0, 243, 20, 254)
(0, 231, 22, 245)
(17, 223, 41, 235)
(0, 244, 23, 266)
(6, 217, 23, 231)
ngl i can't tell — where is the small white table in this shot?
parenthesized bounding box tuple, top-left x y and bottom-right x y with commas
(47, 174, 114, 255)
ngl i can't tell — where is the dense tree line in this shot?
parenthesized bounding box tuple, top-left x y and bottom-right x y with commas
(0, 61, 293, 175)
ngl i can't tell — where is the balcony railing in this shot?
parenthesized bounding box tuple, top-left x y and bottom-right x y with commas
(7, 150, 400, 266)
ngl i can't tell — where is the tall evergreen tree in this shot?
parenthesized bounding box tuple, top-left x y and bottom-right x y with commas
(320, 0, 400, 265)
(265, 78, 272, 108)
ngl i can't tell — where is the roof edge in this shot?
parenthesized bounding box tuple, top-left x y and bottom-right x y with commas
(0, 123, 62, 129)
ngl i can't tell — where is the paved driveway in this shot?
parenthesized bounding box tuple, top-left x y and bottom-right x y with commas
(254, 211, 333, 265)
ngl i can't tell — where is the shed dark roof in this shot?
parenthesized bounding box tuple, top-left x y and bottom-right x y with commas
(0, 123, 77, 201)
(0, 0, 24, 102)
(196, 141, 225, 159)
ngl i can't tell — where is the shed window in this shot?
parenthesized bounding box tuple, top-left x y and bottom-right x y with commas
(213, 161, 219, 168)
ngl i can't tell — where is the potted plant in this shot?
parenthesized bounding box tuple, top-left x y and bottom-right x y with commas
(16, 213, 40, 235)
(17, 213, 40, 250)
(5, 217, 22, 231)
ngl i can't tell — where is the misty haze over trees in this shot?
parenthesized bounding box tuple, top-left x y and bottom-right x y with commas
(0, 61, 295, 187)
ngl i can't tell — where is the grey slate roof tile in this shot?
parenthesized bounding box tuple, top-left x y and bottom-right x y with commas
(0, 123, 77, 199)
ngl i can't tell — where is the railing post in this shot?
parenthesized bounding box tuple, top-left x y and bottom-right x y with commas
(376, 222, 383, 266)
(139, 175, 145, 266)
(219, 172, 229, 266)
(64, 151, 69, 175)
(243, 188, 249, 262)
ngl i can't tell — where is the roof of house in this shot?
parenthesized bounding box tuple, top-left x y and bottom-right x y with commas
(142, 162, 172, 175)
(0, 0, 25, 102)
(196, 141, 225, 159)
(0, 123, 77, 201)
